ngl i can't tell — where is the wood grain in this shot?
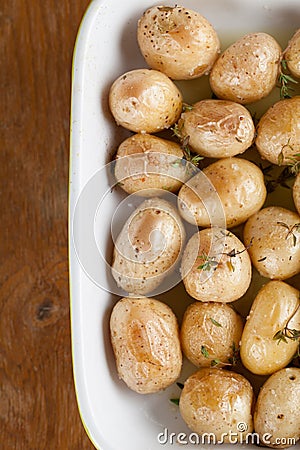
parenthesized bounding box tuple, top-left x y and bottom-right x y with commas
(0, 1, 94, 448)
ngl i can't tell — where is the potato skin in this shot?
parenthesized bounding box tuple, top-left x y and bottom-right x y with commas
(181, 228, 252, 303)
(180, 302, 243, 367)
(137, 5, 220, 80)
(108, 69, 182, 133)
(111, 197, 185, 295)
(243, 206, 300, 280)
(254, 368, 300, 448)
(255, 96, 300, 165)
(284, 29, 300, 78)
(240, 280, 300, 375)
(178, 157, 266, 228)
(179, 368, 254, 442)
(210, 33, 281, 104)
(114, 133, 187, 196)
(293, 171, 300, 215)
(177, 100, 255, 158)
(110, 296, 182, 394)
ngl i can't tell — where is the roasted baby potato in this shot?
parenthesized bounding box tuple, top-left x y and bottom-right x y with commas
(110, 296, 182, 393)
(180, 302, 243, 368)
(284, 29, 300, 78)
(137, 5, 220, 80)
(179, 368, 254, 442)
(255, 96, 300, 165)
(243, 206, 300, 280)
(240, 280, 300, 375)
(254, 367, 300, 448)
(111, 197, 186, 295)
(293, 171, 300, 215)
(177, 99, 255, 158)
(210, 32, 281, 104)
(114, 133, 187, 196)
(178, 157, 266, 228)
(109, 68, 182, 133)
(181, 228, 252, 303)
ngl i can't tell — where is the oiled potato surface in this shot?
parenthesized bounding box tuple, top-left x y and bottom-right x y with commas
(110, 296, 182, 393)
(179, 368, 254, 442)
(177, 99, 255, 158)
(137, 5, 220, 80)
(240, 280, 300, 375)
(180, 302, 243, 367)
(210, 32, 281, 104)
(254, 368, 300, 448)
(109, 68, 182, 133)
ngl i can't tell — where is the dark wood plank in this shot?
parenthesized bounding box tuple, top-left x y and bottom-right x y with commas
(0, 1, 95, 448)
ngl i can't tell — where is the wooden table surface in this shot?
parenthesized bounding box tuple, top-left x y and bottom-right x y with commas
(1, 1, 95, 448)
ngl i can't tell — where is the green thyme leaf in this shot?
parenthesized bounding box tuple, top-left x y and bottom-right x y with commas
(201, 345, 210, 358)
(211, 359, 221, 367)
(210, 317, 222, 327)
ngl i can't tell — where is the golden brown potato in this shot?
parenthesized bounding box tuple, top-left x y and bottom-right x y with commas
(179, 368, 254, 442)
(243, 206, 300, 280)
(178, 157, 267, 228)
(110, 296, 182, 393)
(255, 96, 300, 165)
(210, 33, 281, 104)
(114, 133, 188, 196)
(181, 228, 252, 303)
(254, 368, 300, 448)
(293, 171, 300, 215)
(177, 99, 255, 158)
(284, 29, 300, 78)
(180, 302, 243, 367)
(111, 197, 186, 295)
(108, 69, 182, 133)
(240, 280, 300, 375)
(137, 5, 220, 80)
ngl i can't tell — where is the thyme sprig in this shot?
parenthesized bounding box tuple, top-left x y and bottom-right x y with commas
(286, 153, 300, 176)
(210, 317, 222, 327)
(197, 242, 252, 273)
(277, 139, 300, 175)
(273, 303, 300, 344)
(201, 343, 239, 367)
(277, 221, 300, 247)
(171, 123, 203, 168)
(278, 59, 298, 99)
(264, 166, 294, 193)
(181, 136, 204, 167)
(197, 253, 219, 271)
